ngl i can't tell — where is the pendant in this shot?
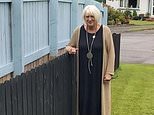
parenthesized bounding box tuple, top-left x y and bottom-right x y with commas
(86, 51, 93, 59)
(93, 35, 95, 39)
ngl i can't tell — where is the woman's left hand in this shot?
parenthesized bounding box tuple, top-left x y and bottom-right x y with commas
(104, 74, 112, 81)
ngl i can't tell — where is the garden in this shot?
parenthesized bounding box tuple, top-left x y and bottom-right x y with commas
(112, 64, 154, 115)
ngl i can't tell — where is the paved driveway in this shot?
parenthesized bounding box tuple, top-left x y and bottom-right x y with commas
(119, 30, 154, 64)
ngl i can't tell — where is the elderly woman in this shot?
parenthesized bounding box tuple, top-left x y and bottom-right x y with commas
(65, 5, 115, 115)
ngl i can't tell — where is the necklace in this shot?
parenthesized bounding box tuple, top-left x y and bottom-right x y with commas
(86, 30, 96, 74)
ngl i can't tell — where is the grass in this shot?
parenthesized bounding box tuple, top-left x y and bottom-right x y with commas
(112, 64, 154, 115)
(129, 20, 154, 25)
(128, 20, 154, 31)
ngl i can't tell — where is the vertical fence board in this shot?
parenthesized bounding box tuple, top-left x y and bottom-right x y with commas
(63, 54, 72, 115)
(53, 58, 64, 115)
(5, 81, 12, 115)
(27, 71, 32, 115)
(36, 66, 44, 115)
(31, 69, 37, 115)
(0, 84, 6, 115)
(16, 76, 23, 115)
(48, 61, 54, 115)
(22, 73, 28, 115)
(11, 78, 18, 115)
(43, 64, 50, 115)
(71, 54, 77, 115)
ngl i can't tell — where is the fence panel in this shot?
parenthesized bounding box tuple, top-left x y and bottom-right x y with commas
(23, 1, 49, 56)
(23, 1, 50, 65)
(0, 3, 12, 67)
(57, 1, 71, 49)
(77, 2, 85, 25)
(0, 2, 13, 77)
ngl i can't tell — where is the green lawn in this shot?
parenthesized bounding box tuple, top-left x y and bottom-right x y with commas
(129, 20, 154, 25)
(112, 64, 154, 115)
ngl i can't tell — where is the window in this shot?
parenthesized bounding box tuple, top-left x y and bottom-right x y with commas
(153, 0, 154, 15)
(128, 0, 137, 8)
(120, 0, 140, 8)
(120, 0, 124, 7)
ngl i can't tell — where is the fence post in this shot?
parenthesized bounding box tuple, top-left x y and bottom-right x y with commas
(12, 0, 24, 76)
(71, 0, 78, 33)
(112, 33, 121, 70)
(49, 0, 58, 55)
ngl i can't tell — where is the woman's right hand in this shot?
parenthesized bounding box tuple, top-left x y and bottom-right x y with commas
(66, 46, 78, 54)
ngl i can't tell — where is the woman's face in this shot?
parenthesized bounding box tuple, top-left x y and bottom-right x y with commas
(84, 13, 97, 27)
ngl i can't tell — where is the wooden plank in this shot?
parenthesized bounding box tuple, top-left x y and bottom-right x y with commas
(48, 61, 54, 115)
(27, 71, 32, 115)
(43, 64, 50, 115)
(16, 75, 23, 115)
(23, 46, 50, 65)
(31, 69, 37, 115)
(0, 84, 6, 115)
(53, 57, 64, 115)
(22, 73, 28, 115)
(70, 54, 77, 115)
(5, 81, 12, 115)
(36, 66, 43, 115)
(11, 78, 18, 115)
(0, 62, 13, 77)
(63, 54, 72, 115)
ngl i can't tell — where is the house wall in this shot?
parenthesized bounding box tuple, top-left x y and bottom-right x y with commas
(106, 0, 153, 16)
(137, 0, 149, 15)
(106, 0, 120, 9)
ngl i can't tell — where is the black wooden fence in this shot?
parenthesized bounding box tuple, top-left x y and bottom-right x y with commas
(0, 33, 120, 115)
(0, 54, 77, 115)
(113, 33, 121, 70)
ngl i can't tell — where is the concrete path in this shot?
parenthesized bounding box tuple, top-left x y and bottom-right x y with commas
(110, 26, 154, 64)
(120, 30, 154, 64)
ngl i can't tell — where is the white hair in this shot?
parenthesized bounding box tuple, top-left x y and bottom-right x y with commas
(82, 5, 102, 24)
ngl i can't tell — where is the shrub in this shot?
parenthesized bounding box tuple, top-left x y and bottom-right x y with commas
(107, 6, 126, 25)
(124, 10, 132, 19)
(132, 16, 141, 20)
(133, 10, 137, 17)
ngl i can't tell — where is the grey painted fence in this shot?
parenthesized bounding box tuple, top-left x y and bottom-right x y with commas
(0, 0, 107, 77)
